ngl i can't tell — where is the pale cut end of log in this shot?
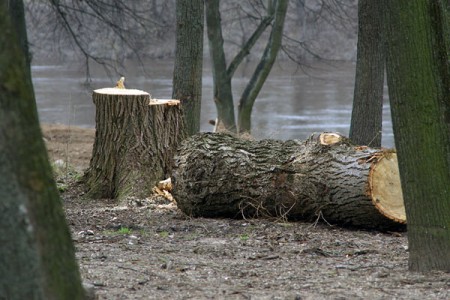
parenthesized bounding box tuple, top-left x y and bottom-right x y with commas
(149, 99, 180, 106)
(369, 152, 406, 224)
(320, 132, 344, 145)
(94, 88, 150, 96)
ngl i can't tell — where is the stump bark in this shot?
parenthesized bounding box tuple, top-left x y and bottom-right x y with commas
(85, 88, 184, 200)
(172, 132, 406, 230)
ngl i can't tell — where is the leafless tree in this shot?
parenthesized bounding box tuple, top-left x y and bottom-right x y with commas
(26, 0, 175, 79)
(205, 0, 357, 133)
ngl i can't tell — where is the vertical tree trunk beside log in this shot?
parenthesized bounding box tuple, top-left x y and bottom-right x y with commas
(385, 0, 450, 272)
(349, 0, 386, 147)
(173, 0, 204, 136)
(85, 88, 184, 200)
(172, 133, 406, 230)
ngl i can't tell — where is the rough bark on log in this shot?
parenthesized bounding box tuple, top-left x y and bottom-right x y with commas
(172, 132, 406, 230)
(85, 88, 184, 200)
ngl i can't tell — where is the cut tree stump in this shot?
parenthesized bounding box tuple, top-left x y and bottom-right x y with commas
(85, 88, 184, 200)
(172, 132, 406, 230)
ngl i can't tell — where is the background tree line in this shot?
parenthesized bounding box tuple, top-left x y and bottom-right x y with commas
(25, 0, 358, 65)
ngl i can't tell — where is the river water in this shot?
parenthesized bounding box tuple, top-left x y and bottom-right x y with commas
(32, 59, 394, 147)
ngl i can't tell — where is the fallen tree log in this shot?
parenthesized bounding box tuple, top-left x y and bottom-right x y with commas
(85, 88, 184, 200)
(172, 132, 406, 230)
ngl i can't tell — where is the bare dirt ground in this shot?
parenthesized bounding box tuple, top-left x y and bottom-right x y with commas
(42, 124, 450, 300)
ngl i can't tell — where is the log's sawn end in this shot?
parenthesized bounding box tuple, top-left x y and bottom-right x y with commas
(319, 132, 344, 145)
(368, 152, 406, 224)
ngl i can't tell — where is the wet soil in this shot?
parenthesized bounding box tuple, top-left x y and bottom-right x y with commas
(42, 124, 450, 300)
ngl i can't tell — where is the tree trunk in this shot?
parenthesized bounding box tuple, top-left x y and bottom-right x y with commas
(172, 0, 204, 136)
(385, 0, 450, 272)
(349, 0, 385, 147)
(237, 0, 288, 133)
(8, 0, 30, 67)
(205, 0, 237, 132)
(85, 88, 184, 200)
(172, 133, 406, 231)
(0, 3, 85, 299)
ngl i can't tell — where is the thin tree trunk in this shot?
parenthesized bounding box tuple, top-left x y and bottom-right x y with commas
(0, 3, 85, 299)
(172, 133, 405, 231)
(205, 0, 237, 132)
(227, 13, 274, 78)
(385, 0, 450, 272)
(238, 0, 288, 133)
(349, 0, 385, 147)
(172, 0, 204, 136)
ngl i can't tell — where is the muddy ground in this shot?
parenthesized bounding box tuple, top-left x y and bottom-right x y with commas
(42, 124, 450, 300)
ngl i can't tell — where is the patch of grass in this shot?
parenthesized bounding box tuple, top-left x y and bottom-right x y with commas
(102, 226, 132, 236)
(117, 227, 132, 234)
(240, 233, 249, 241)
(159, 231, 169, 238)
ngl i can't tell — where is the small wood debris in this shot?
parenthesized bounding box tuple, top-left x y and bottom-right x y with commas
(115, 77, 126, 89)
(153, 178, 174, 201)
